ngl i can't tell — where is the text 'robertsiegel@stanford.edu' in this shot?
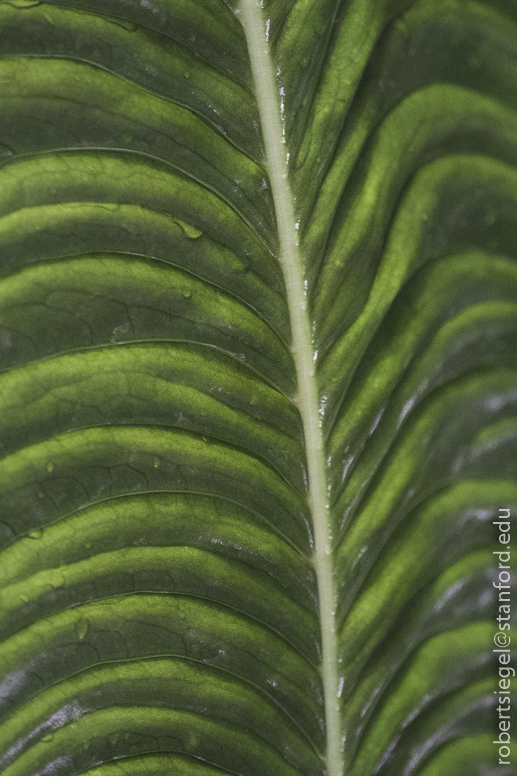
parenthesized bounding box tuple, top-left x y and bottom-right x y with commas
(493, 507, 512, 767)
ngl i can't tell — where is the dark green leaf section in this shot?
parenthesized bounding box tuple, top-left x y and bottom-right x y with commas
(270, 0, 517, 771)
(0, 257, 293, 389)
(1, 0, 517, 775)
(41, 0, 252, 86)
(0, 57, 273, 240)
(0, 2, 322, 775)
(0, 153, 280, 288)
(0, 494, 318, 653)
(0, 2, 260, 157)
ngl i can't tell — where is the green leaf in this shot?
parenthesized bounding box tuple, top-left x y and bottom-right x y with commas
(0, 0, 515, 775)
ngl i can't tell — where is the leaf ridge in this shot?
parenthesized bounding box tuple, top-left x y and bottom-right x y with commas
(238, 2, 341, 773)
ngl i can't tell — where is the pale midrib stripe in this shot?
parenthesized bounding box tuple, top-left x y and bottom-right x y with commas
(238, 3, 342, 775)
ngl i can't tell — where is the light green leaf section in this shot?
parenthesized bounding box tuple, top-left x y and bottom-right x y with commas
(0, 0, 515, 775)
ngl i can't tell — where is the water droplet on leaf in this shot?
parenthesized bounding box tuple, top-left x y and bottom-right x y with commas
(76, 619, 88, 640)
(179, 222, 202, 239)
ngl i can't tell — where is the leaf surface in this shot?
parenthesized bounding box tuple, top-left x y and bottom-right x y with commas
(0, 0, 516, 774)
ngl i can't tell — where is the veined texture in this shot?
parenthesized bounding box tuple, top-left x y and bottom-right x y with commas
(0, 1, 516, 775)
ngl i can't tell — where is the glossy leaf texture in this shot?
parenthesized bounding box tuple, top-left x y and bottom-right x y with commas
(0, 0, 516, 775)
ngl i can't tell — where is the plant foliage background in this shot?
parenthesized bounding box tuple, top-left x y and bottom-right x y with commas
(0, 0, 516, 774)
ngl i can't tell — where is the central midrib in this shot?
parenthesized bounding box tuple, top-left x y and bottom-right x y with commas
(238, 3, 342, 775)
